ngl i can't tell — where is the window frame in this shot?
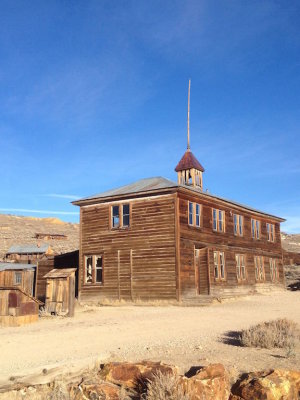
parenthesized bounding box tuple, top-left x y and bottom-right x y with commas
(254, 256, 265, 282)
(111, 203, 130, 230)
(269, 258, 279, 282)
(188, 201, 202, 228)
(236, 254, 246, 282)
(251, 219, 261, 240)
(233, 214, 244, 236)
(266, 223, 275, 242)
(14, 271, 22, 285)
(212, 209, 225, 233)
(84, 254, 104, 285)
(213, 251, 226, 281)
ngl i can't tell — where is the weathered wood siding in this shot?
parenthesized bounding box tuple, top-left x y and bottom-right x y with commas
(178, 191, 284, 298)
(79, 194, 177, 301)
(0, 269, 35, 295)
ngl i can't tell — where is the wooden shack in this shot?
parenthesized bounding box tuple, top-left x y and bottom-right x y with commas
(5, 243, 53, 263)
(0, 287, 41, 327)
(44, 268, 76, 316)
(0, 262, 36, 296)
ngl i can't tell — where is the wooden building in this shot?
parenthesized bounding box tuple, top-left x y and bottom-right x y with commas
(0, 287, 41, 327)
(5, 243, 53, 263)
(0, 263, 36, 296)
(44, 268, 76, 316)
(72, 83, 285, 303)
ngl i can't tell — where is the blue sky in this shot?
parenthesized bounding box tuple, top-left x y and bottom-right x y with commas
(0, 1, 299, 232)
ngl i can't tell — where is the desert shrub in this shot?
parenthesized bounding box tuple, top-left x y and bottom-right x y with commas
(47, 381, 69, 400)
(239, 318, 300, 350)
(143, 371, 192, 400)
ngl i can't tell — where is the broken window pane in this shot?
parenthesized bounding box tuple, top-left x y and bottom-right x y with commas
(85, 256, 93, 283)
(112, 205, 120, 228)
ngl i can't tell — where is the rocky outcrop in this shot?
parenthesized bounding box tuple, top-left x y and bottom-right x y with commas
(181, 363, 230, 400)
(0, 362, 299, 399)
(100, 360, 178, 389)
(230, 369, 300, 400)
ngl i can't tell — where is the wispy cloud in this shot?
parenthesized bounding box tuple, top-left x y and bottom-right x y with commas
(44, 194, 80, 200)
(0, 208, 78, 216)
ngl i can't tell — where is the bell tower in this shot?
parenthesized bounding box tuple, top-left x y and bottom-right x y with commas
(175, 80, 205, 189)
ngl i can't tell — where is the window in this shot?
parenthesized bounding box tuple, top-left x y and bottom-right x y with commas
(112, 206, 120, 228)
(14, 272, 22, 285)
(213, 251, 226, 280)
(266, 223, 275, 242)
(269, 258, 279, 282)
(236, 254, 246, 281)
(111, 204, 130, 229)
(188, 202, 201, 227)
(233, 214, 243, 236)
(213, 209, 225, 232)
(254, 256, 264, 281)
(251, 219, 260, 239)
(122, 204, 130, 227)
(84, 255, 103, 284)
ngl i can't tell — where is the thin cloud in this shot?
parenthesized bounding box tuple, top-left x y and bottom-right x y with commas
(45, 194, 80, 200)
(0, 208, 78, 216)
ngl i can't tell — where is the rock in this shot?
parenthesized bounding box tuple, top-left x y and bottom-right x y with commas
(100, 361, 178, 389)
(231, 369, 300, 400)
(181, 363, 230, 400)
(70, 382, 121, 400)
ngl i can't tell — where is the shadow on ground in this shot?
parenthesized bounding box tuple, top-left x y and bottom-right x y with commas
(221, 331, 242, 347)
(287, 280, 300, 291)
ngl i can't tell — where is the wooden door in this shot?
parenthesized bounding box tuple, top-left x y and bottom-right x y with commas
(195, 248, 209, 295)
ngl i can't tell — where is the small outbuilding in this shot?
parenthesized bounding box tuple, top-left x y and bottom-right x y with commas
(44, 268, 76, 316)
(0, 287, 42, 327)
(0, 262, 37, 296)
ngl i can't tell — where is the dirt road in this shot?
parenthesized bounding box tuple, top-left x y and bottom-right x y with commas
(0, 291, 299, 383)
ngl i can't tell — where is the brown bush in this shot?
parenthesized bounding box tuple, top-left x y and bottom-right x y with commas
(239, 318, 300, 350)
(143, 371, 192, 400)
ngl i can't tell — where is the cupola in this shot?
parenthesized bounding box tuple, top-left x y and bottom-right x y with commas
(175, 80, 205, 189)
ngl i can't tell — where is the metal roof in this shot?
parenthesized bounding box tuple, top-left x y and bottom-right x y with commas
(72, 176, 285, 221)
(7, 243, 50, 254)
(175, 150, 205, 172)
(73, 177, 178, 203)
(0, 262, 36, 272)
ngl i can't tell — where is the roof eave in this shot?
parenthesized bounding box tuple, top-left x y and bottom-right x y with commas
(72, 186, 178, 206)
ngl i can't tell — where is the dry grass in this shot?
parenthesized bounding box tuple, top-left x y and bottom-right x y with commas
(239, 318, 300, 352)
(142, 371, 192, 400)
(81, 298, 179, 307)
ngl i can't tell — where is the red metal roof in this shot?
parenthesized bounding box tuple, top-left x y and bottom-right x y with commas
(175, 150, 205, 172)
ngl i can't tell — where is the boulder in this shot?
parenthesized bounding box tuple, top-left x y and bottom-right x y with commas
(231, 369, 300, 400)
(100, 361, 178, 389)
(181, 363, 230, 400)
(70, 382, 121, 400)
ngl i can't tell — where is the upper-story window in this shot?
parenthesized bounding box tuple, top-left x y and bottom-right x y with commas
(236, 254, 246, 281)
(213, 209, 225, 232)
(269, 258, 279, 282)
(254, 256, 264, 281)
(14, 271, 22, 285)
(111, 204, 130, 229)
(251, 219, 260, 239)
(188, 202, 201, 227)
(266, 223, 275, 242)
(213, 251, 226, 280)
(85, 255, 103, 284)
(233, 214, 243, 236)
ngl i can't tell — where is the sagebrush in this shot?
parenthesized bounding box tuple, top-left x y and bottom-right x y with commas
(239, 318, 300, 350)
(142, 371, 192, 400)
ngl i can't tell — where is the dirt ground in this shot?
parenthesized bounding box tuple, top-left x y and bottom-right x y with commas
(0, 291, 299, 385)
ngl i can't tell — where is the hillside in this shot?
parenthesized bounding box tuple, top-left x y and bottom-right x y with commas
(0, 214, 79, 259)
(281, 232, 300, 253)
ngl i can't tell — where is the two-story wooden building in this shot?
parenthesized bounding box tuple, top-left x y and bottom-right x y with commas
(73, 152, 285, 302)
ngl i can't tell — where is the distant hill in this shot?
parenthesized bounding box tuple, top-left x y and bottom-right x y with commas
(281, 232, 300, 253)
(0, 214, 79, 259)
(0, 213, 299, 261)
